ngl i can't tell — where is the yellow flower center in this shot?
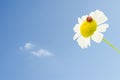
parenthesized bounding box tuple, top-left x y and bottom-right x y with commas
(80, 17, 97, 37)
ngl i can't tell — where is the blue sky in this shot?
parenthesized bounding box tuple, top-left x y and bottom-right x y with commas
(1, 0, 120, 80)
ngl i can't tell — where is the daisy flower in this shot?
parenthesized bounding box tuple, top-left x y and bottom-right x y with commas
(73, 10, 109, 49)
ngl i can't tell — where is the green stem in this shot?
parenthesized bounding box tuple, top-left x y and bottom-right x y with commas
(103, 38, 120, 54)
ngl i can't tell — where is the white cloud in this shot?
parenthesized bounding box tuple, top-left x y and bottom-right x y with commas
(31, 49, 54, 57)
(24, 42, 34, 50)
(20, 42, 54, 57)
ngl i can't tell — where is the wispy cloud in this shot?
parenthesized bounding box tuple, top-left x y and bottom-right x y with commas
(31, 49, 54, 57)
(19, 42, 34, 51)
(24, 42, 34, 50)
(20, 42, 54, 57)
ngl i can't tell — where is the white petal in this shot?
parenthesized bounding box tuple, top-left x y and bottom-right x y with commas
(77, 36, 90, 49)
(78, 17, 82, 24)
(77, 36, 84, 49)
(89, 10, 108, 25)
(87, 37, 91, 46)
(81, 15, 88, 21)
(97, 24, 109, 32)
(73, 24, 79, 32)
(73, 33, 80, 40)
(84, 37, 91, 48)
(91, 31, 104, 43)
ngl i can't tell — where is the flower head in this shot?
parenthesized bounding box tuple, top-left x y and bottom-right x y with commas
(73, 10, 109, 49)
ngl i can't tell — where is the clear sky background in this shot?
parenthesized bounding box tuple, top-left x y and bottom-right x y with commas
(1, 0, 120, 80)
